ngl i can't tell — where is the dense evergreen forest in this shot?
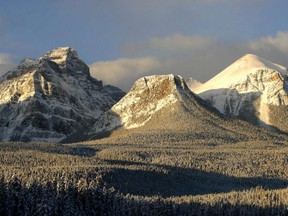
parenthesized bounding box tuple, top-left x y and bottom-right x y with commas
(1, 129, 288, 215)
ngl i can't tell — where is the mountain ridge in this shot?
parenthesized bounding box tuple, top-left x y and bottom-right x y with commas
(89, 73, 281, 144)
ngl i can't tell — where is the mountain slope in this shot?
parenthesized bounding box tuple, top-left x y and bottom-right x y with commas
(0, 47, 125, 142)
(91, 74, 280, 142)
(195, 54, 288, 131)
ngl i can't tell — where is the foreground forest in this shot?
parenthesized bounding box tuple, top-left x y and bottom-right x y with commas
(1, 128, 288, 215)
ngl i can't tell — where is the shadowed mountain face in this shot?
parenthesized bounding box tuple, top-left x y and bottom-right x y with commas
(91, 74, 282, 142)
(195, 54, 288, 132)
(0, 47, 125, 142)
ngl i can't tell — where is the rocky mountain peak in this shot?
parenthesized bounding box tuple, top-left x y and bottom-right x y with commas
(92, 74, 200, 132)
(130, 74, 188, 96)
(41, 47, 90, 76)
(0, 47, 125, 142)
(42, 47, 78, 63)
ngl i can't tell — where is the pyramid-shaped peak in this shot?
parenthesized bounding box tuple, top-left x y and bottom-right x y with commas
(234, 53, 286, 72)
(241, 53, 261, 59)
(195, 54, 287, 93)
(41, 47, 90, 76)
(240, 54, 270, 65)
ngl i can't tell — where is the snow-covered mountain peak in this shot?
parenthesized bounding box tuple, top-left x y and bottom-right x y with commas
(195, 54, 288, 130)
(0, 47, 125, 142)
(196, 54, 287, 93)
(236, 54, 286, 73)
(42, 47, 78, 63)
(130, 74, 188, 93)
(113, 74, 188, 128)
(93, 74, 195, 132)
(42, 47, 90, 76)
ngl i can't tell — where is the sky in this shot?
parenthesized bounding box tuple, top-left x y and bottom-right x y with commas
(0, 0, 288, 91)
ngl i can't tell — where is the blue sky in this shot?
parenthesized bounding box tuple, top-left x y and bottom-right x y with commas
(1, 0, 288, 90)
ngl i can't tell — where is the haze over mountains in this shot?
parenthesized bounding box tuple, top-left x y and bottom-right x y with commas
(0, 48, 287, 143)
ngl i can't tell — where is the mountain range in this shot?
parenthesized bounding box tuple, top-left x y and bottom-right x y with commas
(90, 73, 278, 144)
(0, 48, 287, 143)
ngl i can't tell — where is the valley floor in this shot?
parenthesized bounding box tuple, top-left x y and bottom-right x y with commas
(1, 131, 288, 215)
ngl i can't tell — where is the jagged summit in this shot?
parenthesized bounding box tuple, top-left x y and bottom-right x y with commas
(129, 74, 188, 95)
(41, 47, 90, 76)
(0, 47, 125, 142)
(93, 74, 192, 131)
(195, 54, 288, 131)
(42, 47, 78, 61)
(0, 47, 90, 83)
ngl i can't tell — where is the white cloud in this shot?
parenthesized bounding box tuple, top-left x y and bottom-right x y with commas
(0, 53, 15, 76)
(250, 31, 288, 54)
(90, 32, 288, 91)
(0, 53, 13, 64)
(89, 57, 161, 91)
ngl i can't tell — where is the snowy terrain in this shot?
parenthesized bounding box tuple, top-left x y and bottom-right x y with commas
(195, 54, 288, 127)
(93, 74, 186, 132)
(0, 47, 124, 142)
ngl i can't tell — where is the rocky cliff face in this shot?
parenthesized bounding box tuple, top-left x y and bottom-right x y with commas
(93, 75, 191, 131)
(195, 54, 288, 130)
(94, 74, 208, 131)
(0, 47, 125, 142)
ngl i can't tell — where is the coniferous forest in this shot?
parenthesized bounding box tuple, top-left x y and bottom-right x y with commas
(1, 128, 288, 215)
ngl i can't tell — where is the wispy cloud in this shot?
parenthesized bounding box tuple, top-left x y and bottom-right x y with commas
(0, 53, 15, 75)
(90, 32, 288, 91)
(250, 31, 288, 54)
(0, 54, 12, 64)
(89, 57, 161, 91)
